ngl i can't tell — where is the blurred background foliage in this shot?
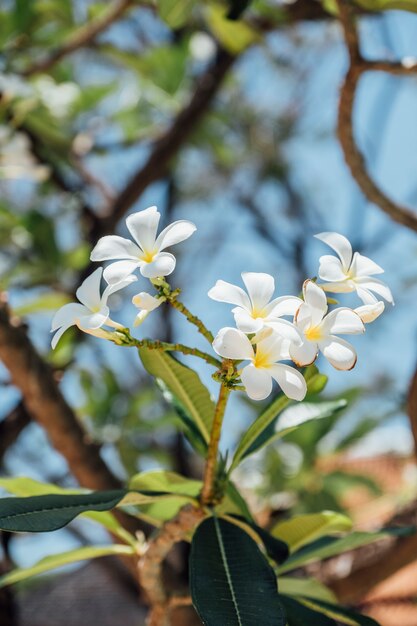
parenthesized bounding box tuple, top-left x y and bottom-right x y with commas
(0, 0, 417, 610)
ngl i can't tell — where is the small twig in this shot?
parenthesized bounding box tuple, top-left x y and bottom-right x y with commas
(22, 0, 134, 76)
(138, 505, 206, 626)
(200, 384, 230, 505)
(120, 334, 220, 368)
(166, 296, 214, 345)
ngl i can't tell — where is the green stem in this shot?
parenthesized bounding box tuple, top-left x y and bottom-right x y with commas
(167, 296, 214, 344)
(200, 384, 230, 505)
(120, 334, 220, 368)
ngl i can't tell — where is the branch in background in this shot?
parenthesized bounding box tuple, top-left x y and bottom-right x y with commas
(87, 47, 235, 244)
(0, 293, 121, 492)
(22, 0, 135, 77)
(0, 401, 30, 463)
(408, 363, 417, 463)
(336, 0, 417, 233)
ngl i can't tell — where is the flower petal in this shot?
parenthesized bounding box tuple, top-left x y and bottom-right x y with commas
(103, 260, 140, 284)
(321, 307, 364, 336)
(90, 235, 141, 261)
(208, 280, 251, 310)
(126, 206, 160, 251)
(51, 303, 89, 331)
(155, 220, 196, 251)
(317, 255, 347, 282)
(264, 295, 303, 318)
(140, 252, 176, 278)
(51, 323, 73, 349)
(233, 308, 264, 333)
(241, 272, 275, 311)
(240, 364, 272, 401)
(320, 281, 355, 294)
(132, 292, 164, 312)
(266, 319, 303, 347)
(315, 232, 353, 271)
(355, 277, 394, 304)
(212, 327, 254, 360)
(319, 336, 357, 370)
(77, 307, 109, 330)
(269, 364, 307, 401)
(76, 267, 103, 310)
(102, 274, 137, 303)
(256, 331, 289, 364)
(289, 340, 318, 367)
(355, 301, 385, 324)
(350, 252, 384, 277)
(302, 280, 327, 325)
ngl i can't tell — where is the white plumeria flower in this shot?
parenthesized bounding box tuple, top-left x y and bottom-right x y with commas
(51, 268, 136, 348)
(208, 272, 302, 334)
(290, 280, 365, 371)
(90, 206, 196, 284)
(315, 232, 393, 305)
(212, 327, 307, 401)
(132, 292, 165, 326)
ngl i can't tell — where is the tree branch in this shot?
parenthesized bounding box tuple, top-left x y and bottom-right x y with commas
(137, 505, 205, 626)
(336, 0, 417, 233)
(86, 47, 235, 243)
(0, 402, 31, 463)
(0, 293, 121, 492)
(22, 0, 135, 76)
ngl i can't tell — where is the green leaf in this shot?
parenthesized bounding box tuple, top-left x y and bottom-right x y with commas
(0, 482, 199, 533)
(205, 3, 259, 54)
(229, 515, 289, 564)
(0, 544, 135, 588)
(278, 527, 415, 573)
(229, 368, 336, 472)
(271, 511, 352, 553)
(190, 516, 285, 626)
(0, 477, 125, 537)
(279, 577, 336, 603)
(139, 348, 214, 449)
(12, 292, 71, 316)
(129, 470, 201, 498)
(158, 0, 197, 28)
(0, 491, 127, 532)
(281, 596, 338, 626)
(299, 598, 380, 626)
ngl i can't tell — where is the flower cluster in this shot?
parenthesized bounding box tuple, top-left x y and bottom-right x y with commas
(51, 210, 392, 405)
(51, 206, 196, 345)
(210, 232, 392, 401)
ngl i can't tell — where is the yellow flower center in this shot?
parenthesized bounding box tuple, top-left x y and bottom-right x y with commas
(304, 325, 323, 342)
(253, 349, 270, 369)
(251, 306, 266, 319)
(140, 249, 156, 263)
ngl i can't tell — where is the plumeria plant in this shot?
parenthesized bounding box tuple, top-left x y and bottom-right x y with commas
(0, 207, 402, 626)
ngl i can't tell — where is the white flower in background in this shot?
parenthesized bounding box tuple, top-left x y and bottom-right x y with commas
(208, 272, 302, 333)
(90, 206, 196, 284)
(212, 327, 307, 401)
(0, 72, 33, 101)
(290, 280, 365, 371)
(0, 126, 50, 182)
(51, 268, 136, 348)
(315, 232, 393, 305)
(132, 292, 165, 326)
(34, 76, 80, 118)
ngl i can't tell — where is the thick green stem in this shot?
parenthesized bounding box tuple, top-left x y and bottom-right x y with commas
(200, 384, 230, 505)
